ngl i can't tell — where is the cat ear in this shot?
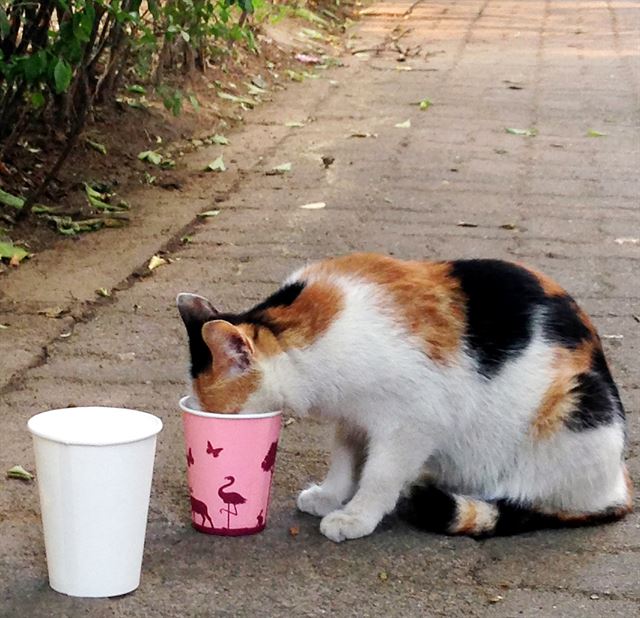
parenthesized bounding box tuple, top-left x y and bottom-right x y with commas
(176, 293, 218, 327)
(201, 320, 255, 377)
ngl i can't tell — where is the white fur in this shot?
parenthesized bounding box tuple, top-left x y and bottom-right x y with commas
(240, 271, 628, 542)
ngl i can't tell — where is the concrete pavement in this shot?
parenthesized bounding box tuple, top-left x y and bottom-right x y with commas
(1, 1, 639, 615)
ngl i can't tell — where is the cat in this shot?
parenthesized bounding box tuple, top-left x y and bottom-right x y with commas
(177, 253, 632, 542)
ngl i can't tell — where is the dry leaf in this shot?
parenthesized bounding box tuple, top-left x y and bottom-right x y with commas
(38, 306, 66, 318)
(284, 417, 296, 427)
(299, 202, 326, 210)
(0, 324, 9, 330)
(378, 571, 388, 581)
(614, 237, 639, 245)
(205, 156, 226, 172)
(96, 288, 110, 297)
(349, 132, 377, 138)
(289, 526, 300, 537)
(500, 223, 519, 231)
(488, 595, 504, 604)
(148, 255, 167, 271)
(457, 221, 478, 228)
(198, 210, 220, 218)
(395, 119, 411, 128)
(266, 162, 292, 175)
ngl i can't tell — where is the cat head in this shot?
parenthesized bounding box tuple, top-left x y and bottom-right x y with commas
(176, 293, 280, 413)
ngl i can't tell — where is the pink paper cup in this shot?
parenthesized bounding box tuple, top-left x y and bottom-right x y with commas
(180, 396, 281, 536)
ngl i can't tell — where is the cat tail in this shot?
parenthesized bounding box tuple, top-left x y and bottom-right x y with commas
(397, 484, 630, 537)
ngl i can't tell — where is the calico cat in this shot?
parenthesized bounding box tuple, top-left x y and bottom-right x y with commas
(177, 253, 632, 542)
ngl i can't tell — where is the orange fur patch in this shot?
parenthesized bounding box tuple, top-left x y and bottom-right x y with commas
(194, 370, 260, 413)
(521, 264, 567, 297)
(307, 253, 466, 364)
(531, 342, 595, 440)
(261, 281, 344, 352)
(454, 499, 478, 534)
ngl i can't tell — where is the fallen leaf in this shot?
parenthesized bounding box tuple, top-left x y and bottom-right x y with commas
(96, 288, 110, 297)
(266, 162, 292, 175)
(632, 314, 640, 323)
(0, 324, 9, 329)
(181, 236, 193, 244)
(418, 98, 433, 110)
(198, 210, 221, 218)
(395, 119, 411, 128)
(285, 121, 305, 128)
(86, 139, 107, 155)
(284, 417, 296, 427)
(378, 571, 389, 581)
(614, 237, 639, 245)
(299, 202, 326, 210)
(0, 240, 29, 263)
(586, 129, 606, 137)
(349, 132, 378, 138)
(7, 465, 34, 481)
(38, 306, 66, 318)
(289, 526, 300, 537)
(457, 221, 478, 228)
(295, 53, 322, 64)
(395, 65, 413, 71)
(148, 255, 167, 271)
(217, 91, 255, 107)
(0, 188, 25, 210)
(138, 150, 163, 165)
(499, 223, 519, 231)
(205, 156, 226, 172)
(211, 134, 230, 145)
(488, 595, 504, 604)
(505, 127, 538, 137)
(127, 84, 146, 94)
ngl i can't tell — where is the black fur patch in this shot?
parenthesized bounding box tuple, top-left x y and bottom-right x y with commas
(396, 485, 458, 533)
(542, 295, 592, 348)
(450, 260, 544, 377)
(187, 282, 307, 377)
(565, 371, 618, 431)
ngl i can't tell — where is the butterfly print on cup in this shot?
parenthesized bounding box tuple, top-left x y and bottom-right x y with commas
(206, 441, 223, 458)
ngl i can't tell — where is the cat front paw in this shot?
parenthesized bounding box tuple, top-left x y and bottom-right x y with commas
(319, 509, 378, 543)
(297, 484, 342, 517)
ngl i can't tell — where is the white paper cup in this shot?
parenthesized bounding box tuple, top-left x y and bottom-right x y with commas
(27, 407, 163, 597)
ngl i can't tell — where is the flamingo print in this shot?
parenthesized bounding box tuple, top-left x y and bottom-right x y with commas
(218, 476, 246, 529)
(186, 447, 194, 467)
(261, 441, 278, 473)
(206, 441, 223, 458)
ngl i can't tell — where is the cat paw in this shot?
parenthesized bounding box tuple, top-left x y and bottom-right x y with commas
(319, 509, 378, 543)
(297, 484, 342, 517)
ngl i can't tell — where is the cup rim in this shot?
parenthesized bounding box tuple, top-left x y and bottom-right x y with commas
(179, 395, 281, 420)
(27, 407, 163, 446)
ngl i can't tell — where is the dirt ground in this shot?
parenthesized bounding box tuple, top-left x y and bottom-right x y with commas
(1, 0, 639, 616)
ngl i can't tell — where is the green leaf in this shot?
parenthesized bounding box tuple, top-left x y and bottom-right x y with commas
(53, 59, 73, 94)
(587, 129, 606, 137)
(0, 8, 10, 38)
(0, 241, 29, 263)
(266, 162, 292, 175)
(127, 84, 146, 94)
(204, 156, 226, 172)
(211, 134, 229, 145)
(188, 94, 200, 111)
(505, 127, 538, 137)
(418, 98, 433, 110)
(6, 465, 34, 481)
(30, 92, 46, 109)
(86, 139, 107, 155)
(0, 189, 25, 210)
(138, 150, 163, 165)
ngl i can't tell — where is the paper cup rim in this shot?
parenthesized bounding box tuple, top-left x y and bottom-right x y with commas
(27, 407, 163, 446)
(179, 396, 281, 420)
